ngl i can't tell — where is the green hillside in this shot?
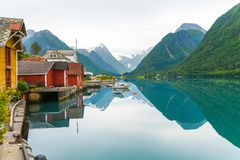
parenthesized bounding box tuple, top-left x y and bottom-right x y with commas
(23, 30, 70, 54)
(169, 4, 240, 77)
(131, 29, 204, 75)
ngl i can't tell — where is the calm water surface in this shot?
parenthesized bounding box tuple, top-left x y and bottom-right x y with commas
(27, 79, 240, 160)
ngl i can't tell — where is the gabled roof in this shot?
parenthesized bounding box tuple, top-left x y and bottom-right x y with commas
(0, 17, 26, 47)
(53, 62, 68, 70)
(20, 56, 46, 62)
(68, 62, 83, 75)
(18, 61, 55, 75)
(45, 50, 77, 56)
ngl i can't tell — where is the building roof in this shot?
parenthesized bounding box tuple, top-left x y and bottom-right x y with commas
(0, 17, 26, 47)
(20, 56, 46, 62)
(18, 61, 55, 75)
(53, 62, 68, 70)
(45, 50, 77, 56)
(44, 53, 71, 61)
(68, 63, 83, 75)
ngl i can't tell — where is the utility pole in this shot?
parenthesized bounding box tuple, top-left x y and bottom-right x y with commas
(76, 38, 78, 51)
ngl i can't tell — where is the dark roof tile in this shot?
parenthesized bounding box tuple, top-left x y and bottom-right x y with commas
(18, 61, 54, 75)
(53, 62, 68, 70)
(68, 63, 83, 75)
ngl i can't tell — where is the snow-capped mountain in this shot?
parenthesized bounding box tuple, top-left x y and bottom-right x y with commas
(88, 44, 131, 74)
(118, 47, 153, 71)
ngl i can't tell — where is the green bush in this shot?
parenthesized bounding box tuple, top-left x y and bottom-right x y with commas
(0, 88, 18, 141)
(17, 53, 31, 60)
(17, 80, 29, 93)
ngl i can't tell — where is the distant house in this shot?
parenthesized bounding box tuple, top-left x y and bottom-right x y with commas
(45, 50, 77, 62)
(84, 71, 94, 79)
(68, 62, 84, 87)
(84, 72, 94, 76)
(0, 17, 26, 88)
(18, 61, 55, 87)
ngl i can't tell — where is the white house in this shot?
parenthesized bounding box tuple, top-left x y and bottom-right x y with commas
(44, 50, 77, 62)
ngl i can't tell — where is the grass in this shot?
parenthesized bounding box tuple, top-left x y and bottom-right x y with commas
(136, 76, 145, 79)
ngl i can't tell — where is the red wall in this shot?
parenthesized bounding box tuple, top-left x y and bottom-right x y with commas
(68, 75, 77, 86)
(18, 75, 45, 87)
(68, 75, 83, 87)
(47, 69, 54, 87)
(53, 70, 65, 87)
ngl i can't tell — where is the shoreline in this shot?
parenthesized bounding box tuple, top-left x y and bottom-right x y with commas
(0, 100, 34, 160)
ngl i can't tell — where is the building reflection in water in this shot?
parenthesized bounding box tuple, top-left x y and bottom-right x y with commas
(27, 94, 84, 129)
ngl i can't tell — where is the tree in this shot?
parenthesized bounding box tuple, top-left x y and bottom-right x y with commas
(30, 42, 41, 55)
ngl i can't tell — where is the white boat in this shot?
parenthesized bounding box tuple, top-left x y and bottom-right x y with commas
(112, 82, 130, 90)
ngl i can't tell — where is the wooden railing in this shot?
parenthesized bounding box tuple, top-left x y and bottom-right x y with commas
(22, 144, 30, 160)
(9, 100, 23, 131)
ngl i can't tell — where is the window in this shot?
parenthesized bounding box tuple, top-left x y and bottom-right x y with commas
(5, 47, 11, 87)
(5, 47, 11, 66)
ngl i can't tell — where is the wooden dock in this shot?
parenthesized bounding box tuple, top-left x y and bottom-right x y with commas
(26, 86, 78, 103)
(84, 79, 115, 88)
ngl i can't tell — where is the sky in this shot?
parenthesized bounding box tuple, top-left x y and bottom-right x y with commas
(0, 0, 239, 57)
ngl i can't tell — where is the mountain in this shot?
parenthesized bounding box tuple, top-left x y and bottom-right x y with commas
(131, 27, 205, 75)
(76, 50, 117, 75)
(88, 51, 120, 75)
(170, 4, 240, 77)
(89, 44, 131, 74)
(22, 30, 122, 75)
(76, 53, 103, 75)
(175, 23, 206, 33)
(23, 30, 70, 54)
(118, 47, 153, 71)
(77, 49, 120, 75)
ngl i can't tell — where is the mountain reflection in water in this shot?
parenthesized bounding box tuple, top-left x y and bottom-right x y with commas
(171, 79, 240, 148)
(83, 83, 153, 111)
(130, 79, 240, 149)
(27, 79, 240, 158)
(129, 79, 206, 130)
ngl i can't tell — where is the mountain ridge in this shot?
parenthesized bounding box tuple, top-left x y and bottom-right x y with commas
(169, 4, 240, 77)
(176, 23, 206, 33)
(23, 29, 71, 54)
(130, 26, 205, 75)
